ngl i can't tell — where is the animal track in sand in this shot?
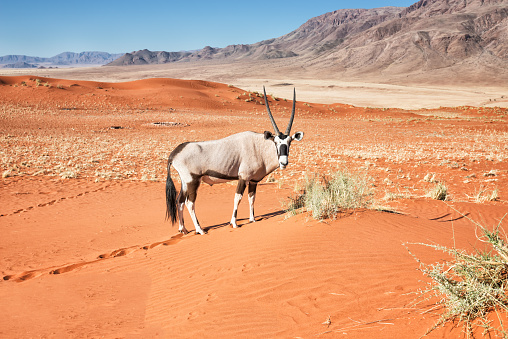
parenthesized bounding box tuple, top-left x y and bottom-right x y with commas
(206, 293, 218, 302)
(2, 233, 185, 283)
(0, 184, 115, 217)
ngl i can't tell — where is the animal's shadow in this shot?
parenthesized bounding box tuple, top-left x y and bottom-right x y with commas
(203, 210, 286, 232)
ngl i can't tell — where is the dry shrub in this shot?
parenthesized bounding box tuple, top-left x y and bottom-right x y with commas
(469, 187, 500, 203)
(406, 214, 508, 337)
(284, 170, 372, 219)
(427, 182, 449, 201)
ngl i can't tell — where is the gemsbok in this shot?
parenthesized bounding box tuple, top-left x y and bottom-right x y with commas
(166, 87, 304, 235)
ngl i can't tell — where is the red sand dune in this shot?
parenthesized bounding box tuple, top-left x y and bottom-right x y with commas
(1, 75, 507, 338)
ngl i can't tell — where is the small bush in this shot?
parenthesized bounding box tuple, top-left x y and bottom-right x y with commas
(406, 214, 508, 337)
(427, 182, 448, 200)
(284, 170, 372, 220)
(470, 187, 500, 203)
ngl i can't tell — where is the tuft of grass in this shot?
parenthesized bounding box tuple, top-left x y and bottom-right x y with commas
(2, 170, 13, 178)
(59, 170, 78, 179)
(490, 189, 500, 202)
(469, 187, 500, 203)
(423, 173, 437, 183)
(427, 182, 448, 200)
(284, 170, 372, 220)
(405, 213, 508, 337)
(265, 173, 276, 183)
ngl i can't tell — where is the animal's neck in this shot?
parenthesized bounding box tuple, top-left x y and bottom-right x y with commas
(262, 138, 280, 174)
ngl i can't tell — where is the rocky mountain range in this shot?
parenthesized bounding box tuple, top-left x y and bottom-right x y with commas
(108, 6, 404, 66)
(107, 0, 508, 82)
(0, 51, 122, 68)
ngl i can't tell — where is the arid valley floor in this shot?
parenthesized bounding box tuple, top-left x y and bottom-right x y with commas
(1, 70, 508, 338)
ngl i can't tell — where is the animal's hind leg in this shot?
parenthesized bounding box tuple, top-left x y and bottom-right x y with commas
(248, 182, 257, 222)
(230, 180, 246, 228)
(185, 178, 206, 235)
(177, 185, 189, 235)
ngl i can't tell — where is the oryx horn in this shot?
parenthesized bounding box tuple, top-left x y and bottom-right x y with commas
(285, 87, 296, 135)
(263, 86, 280, 135)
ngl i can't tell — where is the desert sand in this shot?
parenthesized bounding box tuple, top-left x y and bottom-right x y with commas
(1, 74, 508, 338)
(2, 60, 507, 109)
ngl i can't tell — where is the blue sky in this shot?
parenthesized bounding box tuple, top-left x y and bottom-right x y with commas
(1, 0, 416, 57)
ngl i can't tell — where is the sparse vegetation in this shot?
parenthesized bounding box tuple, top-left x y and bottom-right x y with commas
(284, 170, 372, 219)
(383, 190, 414, 201)
(423, 173, 437, 183)
(427, 182, 448, 200)
(468, 187, 500, 203)
(405, 214, 508, 337)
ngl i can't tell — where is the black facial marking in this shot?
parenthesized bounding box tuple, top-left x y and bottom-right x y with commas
(279, 144, 288, 156)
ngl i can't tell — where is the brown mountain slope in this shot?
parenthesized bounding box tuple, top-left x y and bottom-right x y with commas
(314, 0, 508, 75)
(107, 7, 404, 64)
(108, 0, 508, 84)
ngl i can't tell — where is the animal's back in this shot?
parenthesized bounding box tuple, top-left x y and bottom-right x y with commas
(172, 131, 265, 178)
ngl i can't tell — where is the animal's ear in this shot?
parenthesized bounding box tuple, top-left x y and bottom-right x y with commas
(292, 131, 304, 141)
(264, 131, 274, 140)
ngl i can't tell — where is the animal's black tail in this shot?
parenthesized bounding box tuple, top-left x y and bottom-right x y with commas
(165, 160, 177, 224)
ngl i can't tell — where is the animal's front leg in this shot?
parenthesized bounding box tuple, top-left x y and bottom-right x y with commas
(231, 180, 246, 228)
(248, 182, 257, 222)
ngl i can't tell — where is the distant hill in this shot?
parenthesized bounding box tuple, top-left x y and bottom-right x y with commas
(0, 52, 123, 67)
(107, 49, 193, 66)
(2, 61, 38, 69)
(107, 0, 508, 83)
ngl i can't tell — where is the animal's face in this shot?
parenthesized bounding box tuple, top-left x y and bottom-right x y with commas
(264, 131, 304, 169)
